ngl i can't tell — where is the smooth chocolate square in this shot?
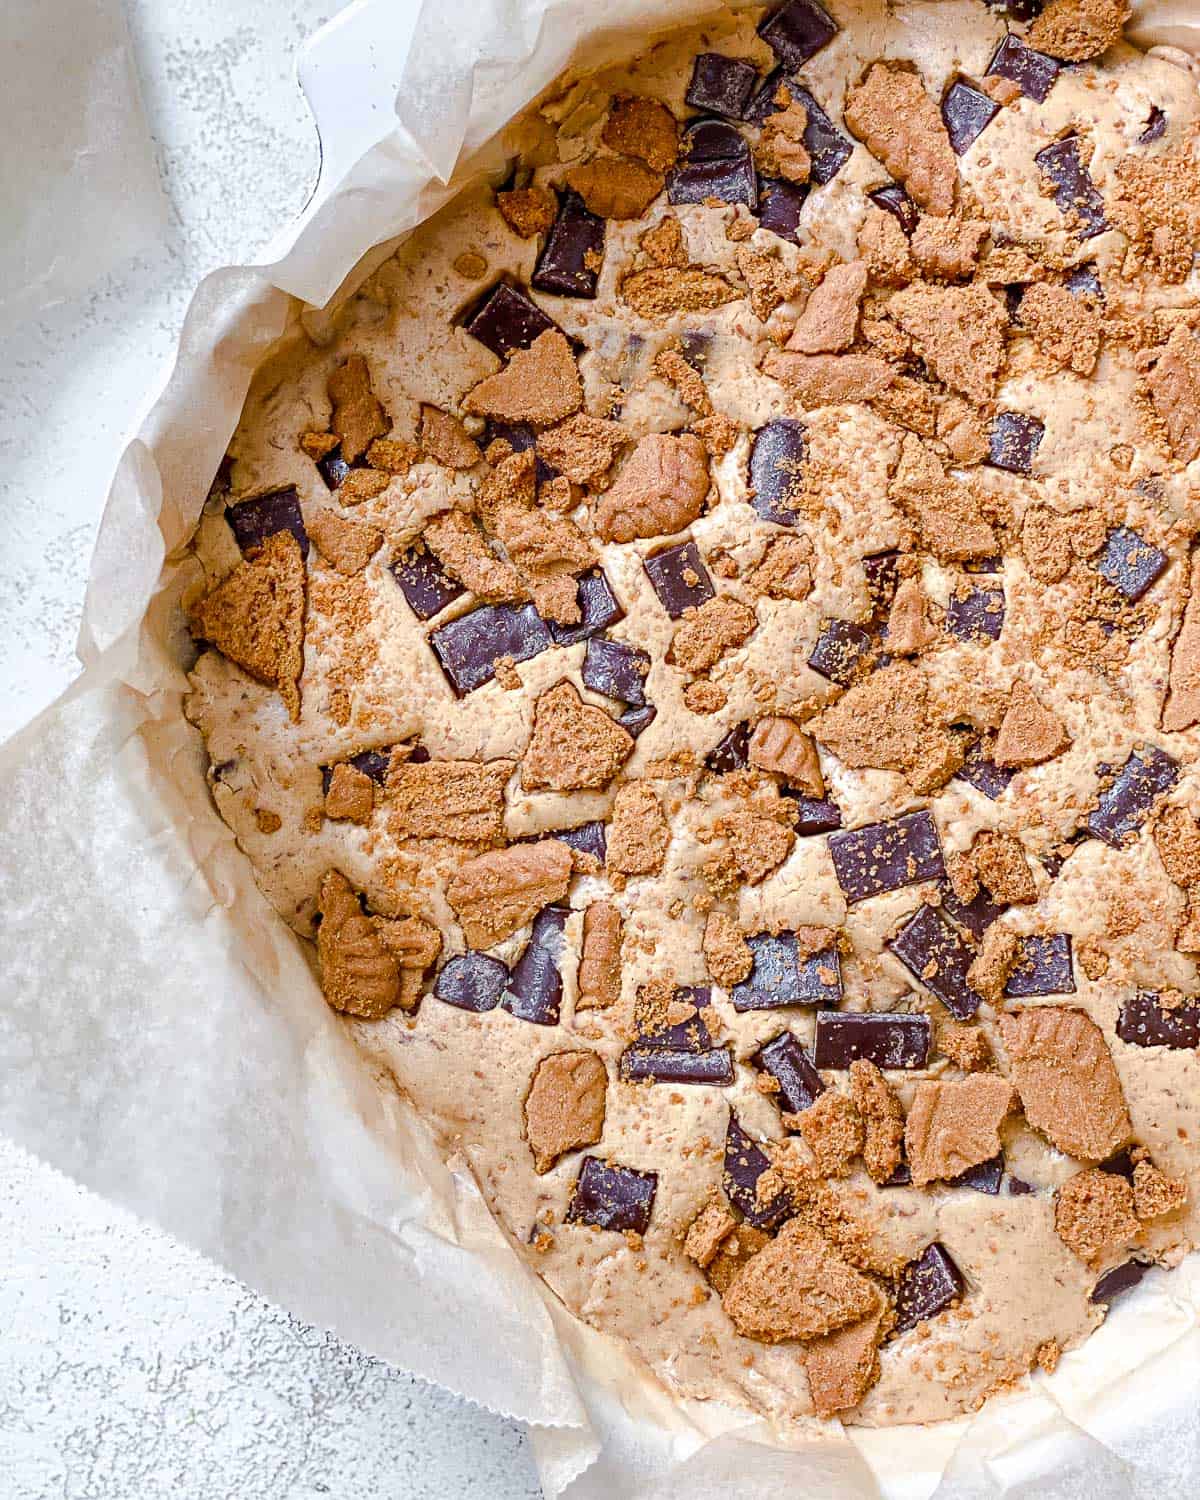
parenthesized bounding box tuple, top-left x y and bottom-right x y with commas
(1095, 525, 1168, 602)
(548, 569, 624, 646)
(532, 193, 606, 297)
(567, 1156, 657, 1234)
(705, 720, 750, 773)
(942, 81, 999, 156)
(757, 176, 809, 244)
(503, 906, 568, 1024)
(391, 547, 465, 621)
(685, 53, 759, 119)
(987, 412, 1044, 474)
(813, 1010, 932, 1069)
(435, 953, 509, 1011)
(888, 903, 983, 1020)
(757, 0, 839, 68)
(756, 1031, 826, 1115)
(1003, 934, 1075, 997)
(894, 1243, 965, 1334)
(829, 810, 945, 902)
(464, 282, 559, 359)
(1035, 136, 1109, 239)
(670, 119, 758, 207)
(1117, 991, 1200, 1049)
(644, 540, 716, 618)
(226, 488, 309, 558)
(807, 618, 875, 685)
(582, 636, 650, 706)
(985, 33, 1059, 102)
(429, 602, 552, 695)
(617, 704, 657, 738)
(786, 792, 843, 836)
(1086, 744, 1180, 846)
(946, 583, 1005, 644)
(723, 1114, 794, 1229)
(731, 931, 842, 1011)
(749, 418, 807, 525)
(620, 1048, 734, 1085)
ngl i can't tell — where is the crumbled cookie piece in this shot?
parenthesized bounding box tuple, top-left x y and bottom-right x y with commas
(683, 1197, 738, 1268)
(190, 530, 306, 722)
(748, 533, 815, 600)
(640, 214, 687, 268)
(420, 405, 482, 469)
(497, 185, 558, 239)
(764, 350, 897, 406)
(670, 596, 757, 674)
(904, 1075, 1014, 1186)
(325, 762, 374, 824)
(1019, 283, 1101, 376)
(937, 395, 990, 465)
(566, 158, 664, 219)
(703, 911, 753, 986)
(308, 509, 381, 576)
(885, 576, 938, 655)
(810, 662, 963, 795)
(464, 330, 583, 427)
(620, 266, 738, 320)
(365, 437, 420, 475)
(446, 839, 573, 948)
(722, 1220, 881, 1343)
(843, 63, 957, 216)
(1145, 325, 1200, 465)
(300, 430, 340, 461)
(993, 681, 1070, 768)
(1035, 1339, 1061, 1375)
(887, 281, 1007, 402)
(1164, 550, 1200, 732)
(1154, 805, 1200, 887)
(255, 808, 282, 834)
(328, 353, 389, 462)
(338, 468, 392, 505)
(848, 1060, 905, 1186)
(655, 347, 713, 416)
(523, 1051, 607, 1173)
(798, 1091, 864, 1178)
(805, 1301, 887, 1417)
(1027, 0, 1131, 61)
(373, 912, 442, 1010)
(537, 414, 627, 485)
(910, 214, 988, 281)
(607, 783, 671, 876)
(966, 925, 1020, 1004)
(490, 504, 595, 622)
(1021, 505, 1074, 584)
(522, 680, 634, 792)
(749, 716, 824, 796)
(755, 96, 811, 185)
(787, 261, 868, 355)
(424, 509, 526, 601)
(602, 95, 679, 172)
(316, 870, 408, 1019)
(684, 679, 727, 714)
(889, 434, 997, 562)
(388, 758, 513, 843)
(705, 1224, 771, 1295)
(857, 206, 914, 286)
(1055, 1168, 1139, 1264)
(595, 433, 710, 543)
(737, 247, 807, 322)
(1001, 1007, 1132, 1161)
(1133, 1154, 1187, 1220)
(972, 831, 1037, 903)
(722, 808, 795, 884)
(693, 414, 743, 460)
(577, 901, 623, 1009)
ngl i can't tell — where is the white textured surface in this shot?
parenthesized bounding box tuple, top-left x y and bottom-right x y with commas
(0, 3, 540, 1493)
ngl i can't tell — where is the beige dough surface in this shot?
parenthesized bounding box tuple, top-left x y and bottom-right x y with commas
(184, 0, 1200, 1429)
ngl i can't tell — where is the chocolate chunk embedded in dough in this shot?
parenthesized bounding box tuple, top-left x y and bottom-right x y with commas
(503, 905, 569, 1025)
(1086, 744, 1180, 846)
(987, 412, 1044, 474)
(1004, 934, 1076, 997)
(429, 602, 552, 695)
(434, 953, 510, 1012)
(1139, 106, 1166, 145)
(829, 809, 945, 902)
(464, 282, 560, 359)
(757, 176, 810, 244)
(390, 547, 465, 621)
(807, 619, 875, 685)
(1035, 136, 1109, 239)
(758, 0, 839, 68)
(893, 1243, 965, 1334)
(669, 119, 758, 208)
(1095, 525, 1168, 602)
(787, 84, 853, 184)
(939, 878, 1008, 942)
(1090, 1261, 1148, 1304)
(749, 418, 807, 525)
(567, 1156, 657, 1234)
(949, 1154, 1005, 1194)
(1116, 991, 1200, 1049)
(617, 704, 657, 738)
(813, 1011, 932, 1069)
(889, 903, 984, 1020)
(941, 81, 999, 156)
(643, 540, 716, 618)
(756, 1030, 826, 1116)
(582, 636, 651, 706)
(685, 53, 759, 119)
(731, 931, 842, 1011)
(946, 582, 1005, 643)
(532, 193, 606, 299)
(226, 488, 309, 559)
(548, 820, 607, 865)
(620, 1048, 734, 1085)
(786, 792, 843, 836)
(985, 33, 1059, 102)
(723, 1114, 794, 1229)
(548, 569, 624, 646)
(705, 720, 751, 774)
(868, 183, 918, 234)
(955, 737, 1016, 801)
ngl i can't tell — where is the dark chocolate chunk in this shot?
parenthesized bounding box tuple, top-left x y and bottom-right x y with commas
(429, 601, 552, 695)
(757, 175, 809, 244)
(1035, 136, 1109, 240)
(829, 809, 945, 902)
(669, 119, 758, 208)
(786, 793, 843, 836)
(1117, 990, 1200, 1049)
(948, 1153, 1004, 1194)
(637, 986, 713, 1049)
(1003, 934, 1075, 997)
(724, 1115, 794, 1229)
(868, 183, 918, 235)
(985, 33, 1059, 102)
(1007, 1175, 1037, 1196)
(316, 448, 354, 491)
(955, 737, 1017, 800)
(548, 820, 607, 865)
(1090, 1260, 1148, 1304)
(678, 329, 713, 369)
(883, 1160, 913, 1188)
(893, 1243, 966, 1334)
(1086, 744, 1180, 846)
(946, 583, 1005, 644)
(643, 540, 716, 618)
(863, 549, 901, 617)
(731, 931, 842, 1011)
(987, 411, 1044, 474)
(749, 418, 807, 526)
(939, 878, 1009, 942)
(1097, 1148, 1136, 1181)
(502, 906, 568, 1025)
(756, 1031, 826, 1115)
(813, 1010, 932, 1069)
(685, 53, 759, 120)
(888, 904, 983, 1020)
(788, 84, 854, 184)
(464, 282, 559, 359)
(435, 952, 509, 1011)
(1095, 525, 1168, 602)
(567, 1155, 657, 1234)
(391, 547, 465, 621)
(942, 81, 999, 156)
(1139, 106, 1167, 145)
(706, 720, 751, 773)
(758, 0, 839, 68)
(617, 703, 658, 738)
(548, 569, 624, 646)
(744, 66, 789, 125)
(1065, 264, 1103, 301)
(532, 192, 605, 297)
(807, 618, 875, 685)
(620, 1047, 735, 1085)
(226, 488, 309, 558)
(582, 636, 650, 706)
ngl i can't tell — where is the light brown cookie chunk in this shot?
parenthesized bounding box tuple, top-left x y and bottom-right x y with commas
(594, 433, 709, 543)
(683, 1197, 738, 1268)
(1019, 283, 1100, 375)
(446, 839, 573, 948)
(1055, 1168, 1139, 1264)
(848, 1061, 905, 1186)
(420, 405, 482, 469)
(523, 1051, 607, 1173)
(536, 414, 627, 485)
(496, 185, 558, 238)
(309, 509, 382, 576)
(566, 158, 663, 219)
(388, 759, 513, 843)
(889, 434, 997, 562)
(844, 63, 957, 215)
(1133, 1155, 1187, 1221)
(748, 716, 824, 795)
(804, 1299, 887, 1417)
(887, 282, 1006, 402)
(1164, 549, 1200, 731)
(993, 682, 1070, 767)
(1001, 1007, 1132, 1162)
(786, 261, 867, 355)
(328, 353, 388, 461)
(904, 1075, 1013, 1186)
(607, 784, 670, 876)
(316, 870, 402, 1019)
(722, 1220, 881, 1343)
(966, 926, 1020, 1005)
(1145, 325, 1200, 464)
(577, 901, 623, 1010)
(602, 95, 679, 171)
(798, 1091, 864, 1178)
(1154, 805, 1200, 887)
(325, 763, 374, 824)
(670, 597, 757, 674)
(1027, 0, 1130, 61)
(464, 331, 582, 427)
(702, 911, 753, 987)
(522, 680, 634, 792)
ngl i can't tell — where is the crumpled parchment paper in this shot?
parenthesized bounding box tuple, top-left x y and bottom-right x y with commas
(2, 2, 1199, 1496)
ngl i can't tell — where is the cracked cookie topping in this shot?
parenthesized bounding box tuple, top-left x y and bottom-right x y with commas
(185, 0, 1200, 1427)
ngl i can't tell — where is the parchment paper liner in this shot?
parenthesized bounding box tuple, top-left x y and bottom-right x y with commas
(2, 2, 1200, 1495)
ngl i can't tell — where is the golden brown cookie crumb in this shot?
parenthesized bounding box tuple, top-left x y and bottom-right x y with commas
(805, 1303, 886, 1417)
(464, 330, 583, 427)
(1055, 1168, 1139, 1264)
(420, 405, 482, 469)
(308, 508, 382, 576)
(737, 247, 807, 321)
(848, 1060, 905, 1185)
(705, 1225, 770, 1294)
(670, 596, 757, 674)
(810, 662, 963, 794)
(798, 1090, 864, 1178)
(497, 185, 558, 238)
(577, 901, 623, 1009)
(972, 831, 1037, 903)
(1133, 1155, 1187, 1220)
(722, 1219, 881, 1343)
(607, 783, 671, 876)
(523, 1051, 607, 1173)
(888, 281, 1006, 402)
(338, 468, 391, 505)
(300, 430, 340, 461)
(316, 869, 402, 1019)
(565, 158, 663, 219)
(748, 716, 824, 795)
(904, 1075, 1013, 1186)
(446, 839, 573, 948)
(857, 206, 915, 286)
(755, 95, 811, 185)
(328, 353, 389, 462)
(366, 437, 420, 475)
(1001, 1007, 1132, 1162)
(844, 63, 958, 216)
(910, 214, 988, 281)
(889, 434, 997, 562)
(522, 680, 634, 792)
(1019, 283, 1101, 375)
(885, 576, 938, 655)
(1164, 549, 1200, 732)
(683, 1197, 738, 1268)
(595, 432, 709, 543)
(536, 414, 627, 485)
(639, 214, 687, 268)
(748, 533, 815, 600)
(938, 1020, 993, 1073)
(1154, 805, 1200, 887)
(1021, 505, 1074, 584)
(684, 679, 727, 714)
(620, 266, 738, 320)
(325, 762, 375, 824)
(602, 95, 679, 172)
(786, 261, 867, 355)
(967, 924, 1021, 1004)
(1145, 325, 1200, 464)
(1035, 1339, 1061, 1374)
(702, 911, 753, 987)
(722, 808, 795, 884)
(993, 681, 1070, 768)
(1027, 0, 1131, 61)
(765, 349, 897, 406)
(423, 509, 525, 602)
(255, 808, 282, 835)
(387, 758, 513, 843)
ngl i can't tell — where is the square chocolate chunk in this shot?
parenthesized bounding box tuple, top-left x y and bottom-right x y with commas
(1095, 525, 1168, 602)
(942, 81, 999, 156)
(548, 569, 624, 646)
(723, 1115, 794, 1229)
(987, 412, 1044, 475)
(1117, 991, 1200, 1049)
(757, 176, 810, 244)
(391, 547, 466, 621)
(813, 1011, 932, 1069)
(503, 906, 568, 1024)
(618, 704, 657, 738)
(949, 1154, 1005, 1194)
(946, 583, 1005, 644)
(435, 953, 509, 1012)
(985, 33, 1059, 102)
(888, 903, 983, 1020)
(749, 419, 807, 525)
(546, 820, 607, 865)
(1003, 934, 1075, 997)
(894, 1243, 965, 1334)
(756, 1031, 826, 1116)
(1086, 745, 1180, 846)
(532, 192, 606, 298)
(582, 636, 651, 706)
(706, 720, 751, 773)
(731, 931, 842, 1011)
(1035, 136, 1109, 239)
(757, 0, 839, 69)
(829, 810, 945, 902)
(1065, 264, 1103, 301)
(787, 84, 854, 184)
(430, 602, 552, 695)
(807, 618, 875, 685)
(685, 53, 759, 120)
(955, 737, 1016, 801)
(226, 488, 309, 559)
(644, 540, 716, 617)
(567, 1156, 657, 1234)
(464, 282, 559, 359)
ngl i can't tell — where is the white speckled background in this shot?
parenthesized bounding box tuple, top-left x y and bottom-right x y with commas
(0, 3, 539, 1493)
